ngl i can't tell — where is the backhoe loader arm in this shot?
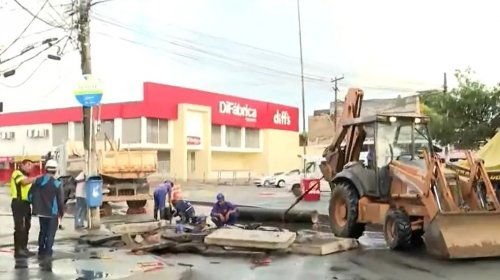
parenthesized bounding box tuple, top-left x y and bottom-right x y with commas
(320, 88, 365, 181)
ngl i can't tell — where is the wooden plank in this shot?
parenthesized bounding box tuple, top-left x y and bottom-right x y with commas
(204, 228, 296, 250)
(291, 237, 358, 256)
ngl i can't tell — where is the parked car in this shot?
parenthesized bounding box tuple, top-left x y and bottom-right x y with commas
(253, 172, 283, 187)
(272, 169, 302, 188)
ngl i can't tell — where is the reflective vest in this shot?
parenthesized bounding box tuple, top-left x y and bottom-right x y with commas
(171, 184, 183, 200)
(10, 170, 31, 201)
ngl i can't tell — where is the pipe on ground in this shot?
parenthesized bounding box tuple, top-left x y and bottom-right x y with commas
(236, 206, 319, 224)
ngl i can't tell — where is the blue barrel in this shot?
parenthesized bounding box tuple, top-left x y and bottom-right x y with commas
(85, 176, 103, 208)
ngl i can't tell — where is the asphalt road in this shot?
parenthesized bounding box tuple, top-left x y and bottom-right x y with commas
(179, 184, 500, 280)
(2, 184, 500, 279)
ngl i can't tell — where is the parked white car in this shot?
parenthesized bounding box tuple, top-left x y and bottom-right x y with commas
(272, 169, 302, 188)
(253, 172, 283, 187)
(285, 157, 331, 193)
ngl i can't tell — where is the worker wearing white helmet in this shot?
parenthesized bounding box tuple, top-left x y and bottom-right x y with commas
(28, 159, 65, 269)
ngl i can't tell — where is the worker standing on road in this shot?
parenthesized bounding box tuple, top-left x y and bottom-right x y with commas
(10, 159, 36, 258)
(28, 159, 65, 266)
(210, 193, 239, 228)
(74, 171, 87, 230)
(172, 198, 196, 223)
(153, 180, 173, 220)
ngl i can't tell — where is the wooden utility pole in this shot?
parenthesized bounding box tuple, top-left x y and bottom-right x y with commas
(331, 75, 344, 128)
(78, 0, 100, 229)
(443, 72, 448, 94)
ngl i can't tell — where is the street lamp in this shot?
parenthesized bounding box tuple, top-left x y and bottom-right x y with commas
(297, 0, 307, 174)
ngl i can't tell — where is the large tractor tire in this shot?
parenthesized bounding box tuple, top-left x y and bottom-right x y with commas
(329, 181, 365, 238)
(127, 200, 147, 208)
(383, 208, 412, 250)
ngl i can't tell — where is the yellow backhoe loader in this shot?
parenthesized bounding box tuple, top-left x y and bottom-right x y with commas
(319, 88, 500, 259)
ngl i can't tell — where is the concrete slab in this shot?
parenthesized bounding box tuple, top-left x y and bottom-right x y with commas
(110, 220, 167, 234)
(291, 237, 358, 255)
(204, 228, 296, 250)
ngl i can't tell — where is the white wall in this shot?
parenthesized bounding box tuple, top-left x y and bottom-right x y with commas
(0, 124, 53, 156)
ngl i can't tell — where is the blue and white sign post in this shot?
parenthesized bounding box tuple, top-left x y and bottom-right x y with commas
(73, 74, 104, 228)
(73, 74, 103, 107)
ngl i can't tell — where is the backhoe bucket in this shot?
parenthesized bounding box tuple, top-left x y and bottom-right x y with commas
(424, 212, 500, 259)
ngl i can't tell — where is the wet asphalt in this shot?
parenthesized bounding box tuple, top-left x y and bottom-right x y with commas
(2, 185, 500, 279)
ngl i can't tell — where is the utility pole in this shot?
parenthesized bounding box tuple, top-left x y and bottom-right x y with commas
(443, 72, 448, 94)
(331, 75, 344, 129)
(296, 0, 307, 174)
(78, 0, 100, 229)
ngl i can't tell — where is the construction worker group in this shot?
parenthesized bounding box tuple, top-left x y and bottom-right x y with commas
(9, 158, 65, 270)
(152, 180, 239, 229)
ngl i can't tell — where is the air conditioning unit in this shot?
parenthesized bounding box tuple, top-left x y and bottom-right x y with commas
(36, 130, 41, 138)
(0, 132, 5, 139)
(43, 129, 49, 138)
(8, 132, 15, 139)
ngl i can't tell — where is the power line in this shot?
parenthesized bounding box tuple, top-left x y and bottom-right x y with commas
(1, 36, 67, 73)
(0, 0, 50, 56)
(13, 0, 67, 29)
(91, 15, 328, 83)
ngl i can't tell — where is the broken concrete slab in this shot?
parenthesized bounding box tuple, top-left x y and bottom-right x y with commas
(204, 228, 296, 250)
(131, 240, 177, 254)
(110, 220, 168, 234)
(291, 237, 358, 256)
(162, 232, 208, 243)
(79, 234, 123, 246)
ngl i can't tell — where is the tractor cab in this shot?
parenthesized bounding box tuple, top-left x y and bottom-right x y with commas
(334, 113, 433, 200)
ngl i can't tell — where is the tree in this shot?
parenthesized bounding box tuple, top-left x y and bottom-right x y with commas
(421, 68, 500, 149)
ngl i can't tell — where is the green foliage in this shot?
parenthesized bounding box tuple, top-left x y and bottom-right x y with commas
(421, 68, 500, 149)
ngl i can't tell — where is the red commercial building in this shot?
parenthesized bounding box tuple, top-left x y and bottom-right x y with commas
(0, 83, 301, 182)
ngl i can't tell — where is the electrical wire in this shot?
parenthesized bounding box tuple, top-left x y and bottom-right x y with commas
(0, 36, 67, 73)
(13, 0, 66, 29)
(91, 15, 328, 83)
(0, 0, 50, 56)
(0, 58, 49, 88)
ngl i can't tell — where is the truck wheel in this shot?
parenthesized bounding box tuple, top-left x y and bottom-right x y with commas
(127, 200, 147, 208)
(100, 202, 112, 217)
(384, 208, 412, 250)
(291, 184, 302, 197)
(329, 182, 365, 238)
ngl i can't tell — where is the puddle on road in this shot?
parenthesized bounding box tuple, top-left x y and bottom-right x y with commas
(358, 231, 388, 250)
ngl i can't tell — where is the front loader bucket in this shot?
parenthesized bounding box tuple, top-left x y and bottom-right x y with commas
(424, 212, 500, 259)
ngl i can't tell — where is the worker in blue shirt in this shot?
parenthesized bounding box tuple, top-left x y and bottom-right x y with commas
(28, 160, 64, 269)
(153, 180, 173, 220)
(172, 198, 196, 223)
(210, 193, 238, 228)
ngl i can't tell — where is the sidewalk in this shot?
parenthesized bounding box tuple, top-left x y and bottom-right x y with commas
(0, 213, 83, 249)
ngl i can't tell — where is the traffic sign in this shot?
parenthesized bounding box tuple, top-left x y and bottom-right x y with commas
(73, 74, 103, 107)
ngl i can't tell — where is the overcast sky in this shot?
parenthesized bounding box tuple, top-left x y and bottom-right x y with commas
(1, 0, 499, 127)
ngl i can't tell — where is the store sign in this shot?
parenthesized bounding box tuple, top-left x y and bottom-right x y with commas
(187, 136, 201, 145)
(273, 110, 291, 126)
(219, 101, 257, 122)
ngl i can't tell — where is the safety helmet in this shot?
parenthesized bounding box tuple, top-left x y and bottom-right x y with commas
(45, 159, 58, 171)
(216, 193, 225, 201)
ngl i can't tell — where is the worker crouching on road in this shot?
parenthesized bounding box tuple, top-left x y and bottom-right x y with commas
(172, 198, 196, 223)
(28, 159, 65, 267)
(210, 193, 238, 228)
(153, 180, 173, 220)
(10, 159, 36, 258)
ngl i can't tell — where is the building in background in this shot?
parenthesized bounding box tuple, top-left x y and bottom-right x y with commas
(307, 94, 420, 147)
(0, 83, 300, 182)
